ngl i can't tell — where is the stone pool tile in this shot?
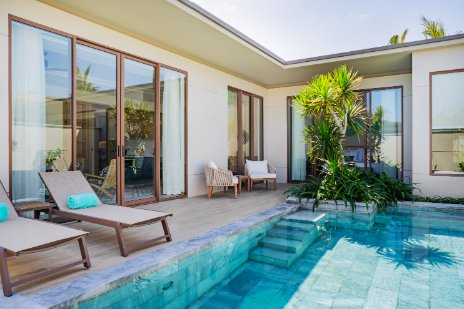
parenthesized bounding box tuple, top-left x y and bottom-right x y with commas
(221, 269, 262, 296)
(364, 286, 398, 309)
(396, 299, 429, 309)
(331, 293, 365, 309)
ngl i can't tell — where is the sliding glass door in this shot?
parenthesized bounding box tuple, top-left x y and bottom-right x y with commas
(122, 58, 156, 203)
(10, 18, 188, 205)
(11, 21, 72, 202)
(227, 87, 263, 174)
(76, 43, 118, 204)
(160, 68, 186, 198)
(287, 97, 312, 182)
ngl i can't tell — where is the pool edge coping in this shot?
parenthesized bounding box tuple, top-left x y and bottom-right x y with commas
(0, 203, 299, 309)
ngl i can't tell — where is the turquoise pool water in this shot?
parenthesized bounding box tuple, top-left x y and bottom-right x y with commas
(191, 207, 464, 309)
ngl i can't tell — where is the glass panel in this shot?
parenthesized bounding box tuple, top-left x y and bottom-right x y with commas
(242, 94, 251, 163)
(76, 44, 117, 204)
(368, 88, 402, 179)
(160, 67, 186, 198)
(228, 90, 238, 173)
(290, 98, 311, 181)
(123, 59, 155, 202)
(11, 21, 72, 202)
(253, 97, 263, 161)
(431, 72, 464, 174)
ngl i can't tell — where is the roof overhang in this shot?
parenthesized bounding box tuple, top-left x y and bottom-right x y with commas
(38, 0, 464, 88)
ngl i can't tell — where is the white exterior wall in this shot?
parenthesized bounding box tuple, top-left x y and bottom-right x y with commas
(0, 0, 267, 197)
(412, 45, 464, 197)
(266, 74, 413, 183)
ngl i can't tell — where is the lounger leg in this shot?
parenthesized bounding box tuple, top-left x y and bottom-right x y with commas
(234, 185, 238, 199)
(161, 219, 172, 242)
(266, 180, 268, 189)
(250, 180, 253, 191)
(0, 247, 12, 297)
(115, 225, 128, 257)
(78, 237, 91, 268)
(274, 179, 277, 190)
(207, 186, 212, 199)
(223, 186, 226, 193)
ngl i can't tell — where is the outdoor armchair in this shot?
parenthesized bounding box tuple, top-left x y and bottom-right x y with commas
(245, 160, 277, 191)
(205, 161, 238, 199)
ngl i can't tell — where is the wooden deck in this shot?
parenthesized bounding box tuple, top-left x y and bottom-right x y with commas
(5, 184, 290, 295)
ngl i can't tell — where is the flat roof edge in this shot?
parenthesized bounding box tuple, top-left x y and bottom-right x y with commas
(177, 0, 464, 66)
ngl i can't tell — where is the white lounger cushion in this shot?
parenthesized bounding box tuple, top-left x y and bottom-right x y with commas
(0, 217, 87, 253)
(232, 176, 239, 184)
(246, 160, 268, 174)
(250, 173, 276, 179)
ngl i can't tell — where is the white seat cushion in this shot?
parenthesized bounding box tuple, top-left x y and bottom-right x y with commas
(246, 160, 268, 174)
(250, 173, 276, 179)
(207, 161, 218, 169)
(232, 176, 239, 184)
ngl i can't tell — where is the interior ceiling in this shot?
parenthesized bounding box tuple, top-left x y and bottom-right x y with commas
(38, 0, 415, 87)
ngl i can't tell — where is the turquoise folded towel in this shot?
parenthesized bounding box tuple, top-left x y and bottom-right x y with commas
(67, 193, 99, 209)
(0, 203, 8, 222)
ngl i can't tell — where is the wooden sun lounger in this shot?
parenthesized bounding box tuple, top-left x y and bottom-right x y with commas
(0, 183, 90, 297)
(39, 171, 173, 257)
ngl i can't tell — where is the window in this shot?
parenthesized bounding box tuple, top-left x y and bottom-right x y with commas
(227, 87, 263, 174)
(431, 70, 464, 175)
(11, 21, 72, 202)
(10, 18, 188, 205)
(344, 87, 403, 179)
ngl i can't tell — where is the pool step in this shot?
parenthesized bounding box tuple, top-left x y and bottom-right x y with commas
(283, 210, 327, 225)
(249, 247, 299, 268)
(259, 236, 302, 253)
(275, 220, 314, 232)
(250, 214, 323, 268)
(267, 227, 309, 241)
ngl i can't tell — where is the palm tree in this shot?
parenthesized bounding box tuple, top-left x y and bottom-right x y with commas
(293, 65, 367, 163)
(389, 29, 408, 45)
(421, 16, 446, 39)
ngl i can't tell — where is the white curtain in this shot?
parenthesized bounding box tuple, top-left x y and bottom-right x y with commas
(291, 109, 307, 181)
(12, 22, 46, 202)
(162, 69, 185, 195)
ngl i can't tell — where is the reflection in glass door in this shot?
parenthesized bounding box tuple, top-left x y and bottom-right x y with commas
(76, 43, 118, 204)
(122, 58, 156, 203)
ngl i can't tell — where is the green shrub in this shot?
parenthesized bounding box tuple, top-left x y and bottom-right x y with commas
(285, 162, 414, 211)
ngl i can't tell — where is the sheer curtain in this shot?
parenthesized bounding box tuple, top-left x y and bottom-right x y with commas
(162, 69, 185, 196)
(12, 22, 46, 201)
(291, 109, 307, 181)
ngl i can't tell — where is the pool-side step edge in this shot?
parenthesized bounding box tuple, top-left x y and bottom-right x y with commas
(250, 212, 326, 268)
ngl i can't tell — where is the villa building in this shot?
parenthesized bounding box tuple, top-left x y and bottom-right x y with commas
(1, 0, 463, 207)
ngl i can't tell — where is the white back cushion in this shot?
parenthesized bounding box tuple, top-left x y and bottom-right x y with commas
(246, 160, 268, 174)
(207, 161, 218, 169)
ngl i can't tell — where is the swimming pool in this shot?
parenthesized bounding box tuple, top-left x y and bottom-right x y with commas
(191, 207, 464, 309)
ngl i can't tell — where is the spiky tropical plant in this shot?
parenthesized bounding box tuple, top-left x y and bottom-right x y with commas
(293, 65, 367, 163)
(305, 120, 342, 163)
(421, 16, 446, 39)
(389, 29, 408, 45)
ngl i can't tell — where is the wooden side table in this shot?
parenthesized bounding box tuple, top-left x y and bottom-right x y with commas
(237, 175, 250, 194)
(13, 201, 53, 221)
